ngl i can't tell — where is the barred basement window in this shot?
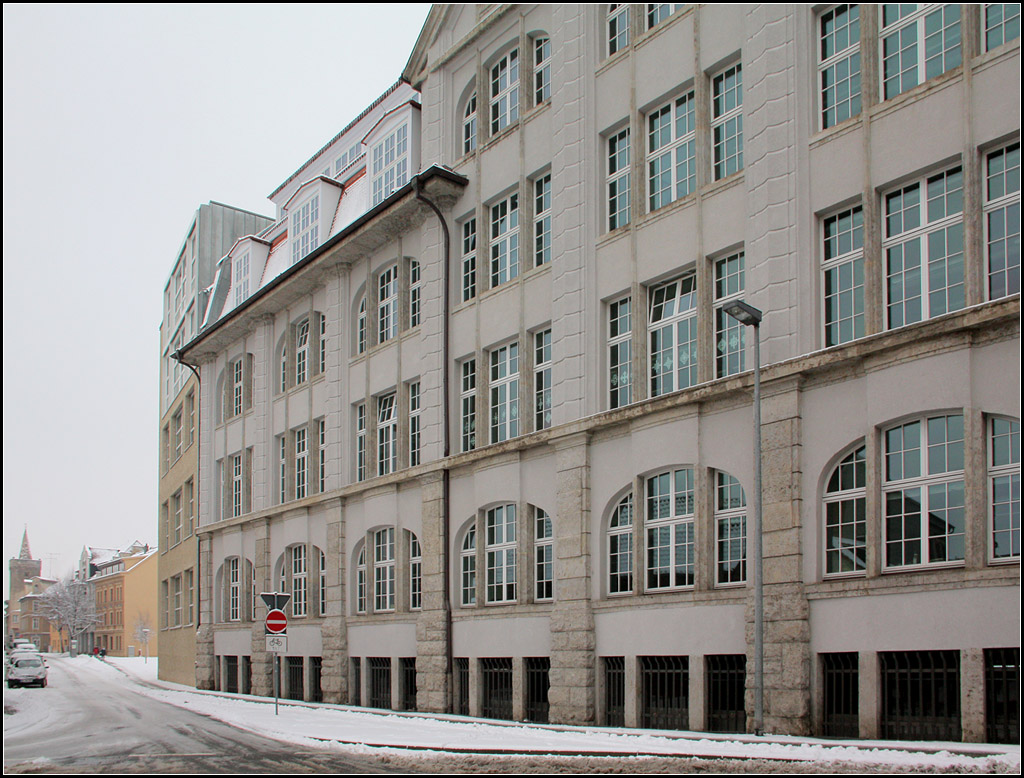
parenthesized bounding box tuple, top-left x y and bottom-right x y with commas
(984, 647, 1020, 744)
(821, 652, 859, 738)
(525, 657, 550, 723)
(604, 656, 626, 726)
(640, 655, 688, 730)
(310, 656, 323, 703)
(706, 654, 746, 733)
(400, 657, 417, 711)
(368, 657, 392, 709)
(480, 658, 514, 720)
(880, 650, 961, 741)
(455, 657, 470, 715)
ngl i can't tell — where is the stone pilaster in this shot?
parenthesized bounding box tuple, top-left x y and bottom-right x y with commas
(250, 518, 273, 697)
(415, 472, 450, 713)
(321, 499, 345, 703)
(548, 432, 595, 725)
(195, 531, 215, 690)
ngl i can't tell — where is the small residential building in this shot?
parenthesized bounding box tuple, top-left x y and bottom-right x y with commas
(16, 577, 58, 651)
(89, 542, 159, 658)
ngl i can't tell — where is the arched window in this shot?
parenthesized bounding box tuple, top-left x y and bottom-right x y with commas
(355, 544, 367, 614)
(645, 468, 695, 590)
(715, 471, 747, 585)
(489, 47, 519, 135)
(295, 318, 310, 385)
(823, 445, 867, 576)
(357, 297, 367, 355)
(373, 527, 396, 612)
(534, 508, 553, 602)
(216, 557, 254, 623)
(486, 504, 517, 603)
(409, 532, 422, 610)
(276, 544, 323, 618)
(608, 492, 633, 595)
(460, 526, 476, 606)
(463, 91, 477, 155)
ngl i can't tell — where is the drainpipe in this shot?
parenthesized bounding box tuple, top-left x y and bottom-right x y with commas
(414, 176, 453, 713)
(172, 350, 202, 634)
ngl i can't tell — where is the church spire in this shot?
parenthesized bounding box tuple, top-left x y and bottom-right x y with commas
(20, 526, 32, 559)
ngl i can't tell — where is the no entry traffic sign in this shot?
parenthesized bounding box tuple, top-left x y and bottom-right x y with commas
(266, 608, 288, 634)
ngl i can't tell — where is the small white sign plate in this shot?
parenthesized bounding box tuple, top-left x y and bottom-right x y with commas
(266, 634, 288, 653)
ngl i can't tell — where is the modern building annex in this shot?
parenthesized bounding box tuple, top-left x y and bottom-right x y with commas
(177, 4, 1020, 741)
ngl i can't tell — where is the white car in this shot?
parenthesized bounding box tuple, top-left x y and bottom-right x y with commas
(7, 655, 47, 688)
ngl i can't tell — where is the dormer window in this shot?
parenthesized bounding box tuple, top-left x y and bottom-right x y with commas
(291, 194, 320, 264)
(371, 124, 409, 206)
(233, 252, 250, 306)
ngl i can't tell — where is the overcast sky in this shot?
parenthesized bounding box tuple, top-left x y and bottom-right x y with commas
(2, 3, 432, 597)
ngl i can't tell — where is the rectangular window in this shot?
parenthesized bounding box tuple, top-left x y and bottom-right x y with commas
(231, 454, 243, 518)
(884, 414, 965, 568)
(234, 252, 251, 307)
(534, 174, 552, 267)
(318, 419, 327, 493)
(172, 575, 182, 627)
(712, 64, 743, 179)
(186, 390, 195, 445)
(490, 48, 519, 135)
(291, 545, 308, 618)
(172, 408, 183, 460)
(462, 218, 477, 302)
(461, 359, 477, 452)
(534, 37, 551, 104)
(228, 558, 240, 621)
(880, 650, 961, 741)
(374, 528, 396, 612)
(990, 417, 1021, 560)
(608, 4, 630, 55)
(820, 5, 861, 129)
(880, 5, 961, 101)
(377, 394, 397, 476)
(296, 319, 310, 385)
(278, 436, 287, 503)
(356, 548, 367, 614)
(409, 259, 421, 328)
(985, 143, 1020, 300)
(884, 166, 964, 328)
(490, 342, 520, 443)
(640, 655, 689, 730)
(649, 274, 697, 396)
(291, 195, 320, 264)
(486, 505, 517, 603)
(715, 252, 746, 377)
(295, 428, 308, 500)
(172, 490, 183, 545)
(607, 128, 631, 230)
(609, 494, 634, 594)
(371, 123, 409, 206)
(378, 265, 398, 343)
(230, 358, 243, 417)
(319, 315, 327, 375)
(535, 509, 553, 601)
(461, 527, 477, 606)
(823, 206, 865, 345)
(185, 477, 194, 536)
(463, 92, 477, 156)
(609, 297, 632, 409)
(716, 472, 747, 585)
(986, 4, 1021, 50)
(646, 469, 695, 590)
(648, 4, 682, 28)
(185, 568, 194, 625)
(534, 329, 552, 431)
(410, 534, 422, 610)
(490, 194, 520, 287)
(648, 91, 696, 211)
(409, 382, 421, 467)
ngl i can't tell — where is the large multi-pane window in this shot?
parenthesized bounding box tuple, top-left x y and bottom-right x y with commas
(608, 4, 630, 55)
(646, 469, 695, 590)
(410, 533, 423, 610)
(712, 64, 743, 180)
(880, 4, 961, 101)
(534, 37, 551, 104)
(291, 195, 320, 264)
(462, 218, 478, 302)
(819, 5, 861, 129)
(884, 414, 965, 568)
(884, 166, 964, 328)
(461, 359, 477, 452)
(378, 266, 398, 343)
(231, 454, 243, 518)
(296, 318, 310, 385)
(609, 297, 632, 409)
(823, 206, 865, 346)
(486, 504, 517, 603)
(356, 546, 367, 614)
(989, 417, 1020, 561)
(374, 528, 396, 612)
(409, 382, 421, 467)
(649, 274, 698, 396)
(985, 143, 1020, 300)
(608, 493, 634, 594)
(290, 545, 308, 618)
(317, 419, 327, 493)
(490, 342, 520, 443)
(824, 446, 867, 575)
(371, 123, 409, 206)
(461, 528, 477, 606)
(228, 557, 240, 621)
(278, 436, 287, 503)
(985, 4, 1021, 50)
(534, 508, 553, 601)
(230, 358, 244, 417)
(534, 174, 552, 267)
(357, 298, 367, 355)
(490, 193, 520, 287)
(294, 428, 308, 500)
(377, 394, 397, 476)
(463, 92, 477, 155)
(648, 91, 696, 211)
(715, 252, 746, 377)
(356, 404, 367, 482)
(716, 472, 747, 585)
(490, 48, 519, 135)
(534, 329, 552, 431)
(607, 128, 631, 230)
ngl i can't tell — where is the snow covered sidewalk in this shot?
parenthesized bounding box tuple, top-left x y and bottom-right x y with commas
(99, 656, 1018, 772)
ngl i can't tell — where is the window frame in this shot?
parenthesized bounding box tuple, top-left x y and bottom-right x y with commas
(373, 527, 396, 613)
(291, 194, 320, 264)
(490, 192, 520, 287)
(879, 4, 962, 102)
(715, 471, 747, 586)
(645, 468, 696, 591)
(608, 492, 635, 595)
(410, 533, 423, 610)
(461, 358, 477, 452)
(534, 36, 551, 105)
(607, 127, 631, 230)
(489, 341, 520, 444)
(984, 142, 1020, 301)
(534, 173, 552, 268)
(988, 416, 1020, 563)
(711, 63, 743, 180)
(823, 445, 867, 577)
(378, 265, 398, 344)
(822, 205, 866, 346)
(534, 329, 552, 431)
(460, 526, 477, 607)
(377, 393, 397, 477)
(486, 504, 518, 604)
(371, 123, 410, 206)
(534, 508, 554, 602)
(647, 89, 696, 211)
(649, 273, 698, 397)
(461, 218, 478, 302)
(489, 47, 520, 136)
(608, 4, 630, 56)
(985, 4, 1022, 51)
(819, 4, 862, 130)
(714, 251, 746, 378)
(608, 296, 632, 409)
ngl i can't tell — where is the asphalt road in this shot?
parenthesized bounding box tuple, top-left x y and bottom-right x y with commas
(3, 656, 394, 774)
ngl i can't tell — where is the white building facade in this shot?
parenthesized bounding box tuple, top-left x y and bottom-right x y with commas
(181, 5, 1020, 741)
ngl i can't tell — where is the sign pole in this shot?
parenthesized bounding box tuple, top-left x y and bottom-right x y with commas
(274, 654, 279, 716)
(260, 592, 291, 717)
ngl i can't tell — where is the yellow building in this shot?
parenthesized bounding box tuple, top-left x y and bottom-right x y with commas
(92, 543, 158, 658)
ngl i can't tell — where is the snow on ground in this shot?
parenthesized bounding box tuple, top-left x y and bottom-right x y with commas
(24, 655, 1021, 773)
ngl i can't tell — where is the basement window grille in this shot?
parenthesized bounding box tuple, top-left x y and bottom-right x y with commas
(525, 657, 550, 723)
(821, 652, 859, 738)
(985, 647, 1020, 744)
(480, 658, 514, 720)
(640, 655, 688, 730)
(706, 654, 746, 733)
(880, 650, 960, 741)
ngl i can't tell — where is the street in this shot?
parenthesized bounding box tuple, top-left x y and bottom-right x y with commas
(3, 655, 391, 773)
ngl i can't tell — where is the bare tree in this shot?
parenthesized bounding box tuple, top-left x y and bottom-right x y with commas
(37, 576, 100, 656)
(133, 613, 153, 662)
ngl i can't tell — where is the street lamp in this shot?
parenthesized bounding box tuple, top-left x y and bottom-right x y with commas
(723, 299, 764, 736)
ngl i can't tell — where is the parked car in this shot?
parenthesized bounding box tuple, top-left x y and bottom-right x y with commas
(7, 655, 47, 688)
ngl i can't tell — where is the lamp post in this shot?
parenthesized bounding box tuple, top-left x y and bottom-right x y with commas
(723, 299, 764, 736)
